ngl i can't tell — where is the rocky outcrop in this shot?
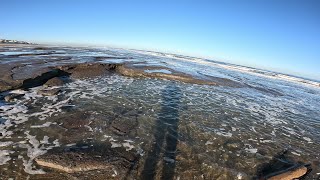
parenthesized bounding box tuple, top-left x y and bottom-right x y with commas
(56, 63, 120, 79)
(0, 44, 245, 94)
(43, 77, 64, 87)
(116, 64, 218, 85)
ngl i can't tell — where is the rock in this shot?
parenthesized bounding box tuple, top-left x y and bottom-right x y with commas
(257, 150, 312, 180)
(47, 111, 110, 144)
(69, 63, 110, 79)
(44, 77, 64, 87)
(19, 68, 69, 89)
(0, 81, 13, 92)
(4, 93, 24, 102)
(37, 88, 61, 96)
(110, 116, 138, 136)
(116, 64, 245, 86)
(35, 143, 138, 174)
(57, 112, 91, 129)
(266, 165, 308, 180)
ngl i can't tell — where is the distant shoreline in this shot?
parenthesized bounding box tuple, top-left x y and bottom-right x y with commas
(0, 42, 319, 87)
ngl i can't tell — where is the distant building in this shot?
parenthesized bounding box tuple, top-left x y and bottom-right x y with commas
(0, 39, 33, 44)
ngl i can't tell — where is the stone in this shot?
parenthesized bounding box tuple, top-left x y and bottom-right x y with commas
(266, 165, 308, 180)
(110, 116, 138, 136)
(35, 143, 138, 174)
(0, 81, 13, 92)
(69, 64, 109, 79)
(37, 88, 61, 96)
(44, 77, 64, 87)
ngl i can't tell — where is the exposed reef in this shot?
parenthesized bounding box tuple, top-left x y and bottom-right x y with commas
(0, 61, 244, 95)
(0, 44, 317, 179)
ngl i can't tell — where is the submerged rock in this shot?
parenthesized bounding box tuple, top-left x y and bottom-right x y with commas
(256, 150, 312, 180)
(109, 107, 139, 136)
(110, 116, 138, 136)
(35, 143, 139, 176)
(57, 112, 91, 129)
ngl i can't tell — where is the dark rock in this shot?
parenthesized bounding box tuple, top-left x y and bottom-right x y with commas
(21, 69, 69, 89)
(248, 85, 283, 96)
(61, 63, 117, 79)
(110, 108, 139, 136)
(57, 112, 91, 129)
(110, 116, 138, 135)
(44, 77, 64, 87)
(256, 150, 312, 180)
(37, 88, 61, 96)
(35, 142, 139, 174)
(33, 47, 50, 50)
(266, 165, 308, 180)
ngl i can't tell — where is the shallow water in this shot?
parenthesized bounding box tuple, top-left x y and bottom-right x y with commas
(0, 45, 320, 179)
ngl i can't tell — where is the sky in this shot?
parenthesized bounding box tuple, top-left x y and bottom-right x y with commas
(1, 0, 319, 80)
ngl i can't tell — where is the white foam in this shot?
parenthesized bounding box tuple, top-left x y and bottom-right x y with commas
(0, 141, 13, 147)
(66, 143, 76, 147)
(10, 89, 28, 94)
(18, 131, 60, 174)
(111, 142, 122, 148)
(111, 168, 118, 177)
(0, 150, 13, 165)
(303, 137, 312, 143)
(245, 148, 258, 154)
(291, 151, 301, 156)
(145, 69, 172, 74)
(237, 172, 244, 179)
(216, 131, 232, 137)
(205, 141, 213, 145)
(84, 125, 93, 132)
(30, 122, 53, 128)
(122, 142, 134, 151)
(260, 139, 273, 143)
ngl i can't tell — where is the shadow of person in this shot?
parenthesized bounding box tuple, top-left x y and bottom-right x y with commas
(141, 83, 181, 180)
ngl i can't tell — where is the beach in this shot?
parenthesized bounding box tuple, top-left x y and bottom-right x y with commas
(0, 43, 319, 179)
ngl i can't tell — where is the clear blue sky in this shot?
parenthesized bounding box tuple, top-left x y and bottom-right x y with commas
(1, 0, 319, 80)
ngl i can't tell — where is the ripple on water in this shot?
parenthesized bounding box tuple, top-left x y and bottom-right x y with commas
(0, 68, 319, 178)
